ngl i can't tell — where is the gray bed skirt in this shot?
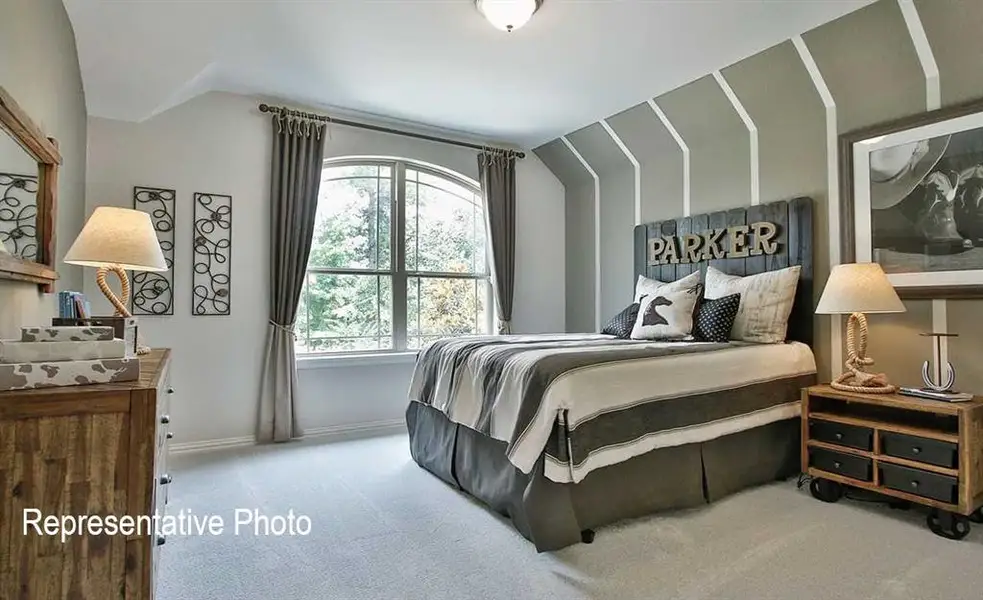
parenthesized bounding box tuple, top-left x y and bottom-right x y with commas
(406, 401, 801, 552)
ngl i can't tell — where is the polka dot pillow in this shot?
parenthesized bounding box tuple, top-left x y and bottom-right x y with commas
(601, 303, 640, 339)
(692, 293, 741, 343)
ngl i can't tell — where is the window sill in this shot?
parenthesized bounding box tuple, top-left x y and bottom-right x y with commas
(296, 351, 419, 370)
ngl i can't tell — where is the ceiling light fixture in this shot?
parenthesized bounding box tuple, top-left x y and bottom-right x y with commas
(475, 0, 543, 33)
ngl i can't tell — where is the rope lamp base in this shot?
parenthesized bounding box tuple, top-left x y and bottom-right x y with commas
(831, 312, 896, 394)
(96, 264, 151, 356)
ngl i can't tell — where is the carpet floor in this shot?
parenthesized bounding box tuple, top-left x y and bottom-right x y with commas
(159, 434, 983, 600)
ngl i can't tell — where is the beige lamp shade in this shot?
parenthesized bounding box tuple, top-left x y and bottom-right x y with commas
(816, 262, 905, 315)
(64, 206, 167, 272)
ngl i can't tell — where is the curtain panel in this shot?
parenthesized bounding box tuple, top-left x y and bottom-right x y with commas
(259, 117, 326, 442)
(478, 151, 517, 334)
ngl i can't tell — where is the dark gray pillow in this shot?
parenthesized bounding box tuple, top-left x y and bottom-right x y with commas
(601, 303, 639, 339)
(693, 293, 741, 342)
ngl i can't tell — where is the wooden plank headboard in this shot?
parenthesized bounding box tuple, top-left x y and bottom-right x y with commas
(632, 197, 814, 346)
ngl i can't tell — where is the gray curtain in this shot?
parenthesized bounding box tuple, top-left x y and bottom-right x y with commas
(478, 151, 517, 334)
(259, 116, 326, 442)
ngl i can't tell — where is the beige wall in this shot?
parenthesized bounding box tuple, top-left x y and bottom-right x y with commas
(535, 0, 983, 388)
(0, 0, 87, 337)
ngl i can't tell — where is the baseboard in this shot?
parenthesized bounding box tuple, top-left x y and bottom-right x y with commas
(169, 419, 407, 455)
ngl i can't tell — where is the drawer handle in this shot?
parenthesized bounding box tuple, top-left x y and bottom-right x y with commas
(160, 474, 173, 485)
(833, 461, 842, 469)
(167, 387, 175, 394)
(166, 432, 174, 440)
(912, 447, 922, 454)
(834, 432, 843, 440)
(910, 480, 920, 489)
(160, 415, 170, 424)
(157, 536, 166, 547)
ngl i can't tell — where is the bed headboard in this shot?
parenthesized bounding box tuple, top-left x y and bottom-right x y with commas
(632, 197, 814, 347)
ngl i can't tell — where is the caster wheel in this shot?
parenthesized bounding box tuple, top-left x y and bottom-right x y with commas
(580, 529, 595, 544)
(927, 510, 971, 540)
(809, 478, 843, 503)
(969, 508, 983, 524)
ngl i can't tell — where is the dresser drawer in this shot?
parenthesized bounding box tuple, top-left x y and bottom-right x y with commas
(879, 463, 958, 504)
(809, 419, 873, 451)
(881, 432, 958, 469)
(809, 447, 873, 482)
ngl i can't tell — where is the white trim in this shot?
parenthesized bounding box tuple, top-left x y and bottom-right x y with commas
(898, 0, 941, 111)
(713, 70, 759, 206)
(169, 419, 407, 455)
(297, 351, 418, 370)
(793, 35, 843, 381)
(600, 119, 641, 225)
(646, 99, 690, 216)
(899, 0, 948, 366)
(561, 135, 602, 331)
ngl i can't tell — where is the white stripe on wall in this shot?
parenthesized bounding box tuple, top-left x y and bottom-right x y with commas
(646, 99, 690, 216)
(713, 70, 760, 206)
(600, 119, 641, 225)
(561, 135, 602, 331)
(793, 35, 843, 381)
(899, 0, 947, 369)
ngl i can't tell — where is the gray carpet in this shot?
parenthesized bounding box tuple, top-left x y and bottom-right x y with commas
(159, 434, 983, 600)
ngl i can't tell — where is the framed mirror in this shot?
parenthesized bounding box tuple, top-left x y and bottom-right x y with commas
(0, 85, 60, 291)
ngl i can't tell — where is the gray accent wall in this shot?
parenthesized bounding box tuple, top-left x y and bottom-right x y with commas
(658, 75, 751, 214)
(534, 139, 596, 333)
(566, 124, 633, 322)
(534, 0, 983, 390)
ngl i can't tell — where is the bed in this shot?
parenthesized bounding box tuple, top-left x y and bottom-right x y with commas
(406, 197, 817, 551)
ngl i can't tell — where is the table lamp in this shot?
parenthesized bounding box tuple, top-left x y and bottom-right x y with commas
(64, 206, 167, 354)
(816, 262, 906, 394)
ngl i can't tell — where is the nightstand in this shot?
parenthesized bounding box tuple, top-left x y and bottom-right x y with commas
(802, 384, 983, 540)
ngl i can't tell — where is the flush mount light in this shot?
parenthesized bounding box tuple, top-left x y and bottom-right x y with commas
(475, 0, 543, 33)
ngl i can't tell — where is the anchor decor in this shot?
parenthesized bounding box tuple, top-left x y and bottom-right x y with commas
(921, 332, 958, 392)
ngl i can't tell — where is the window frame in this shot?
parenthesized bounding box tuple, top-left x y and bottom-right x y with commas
(297, 157, 495, 356)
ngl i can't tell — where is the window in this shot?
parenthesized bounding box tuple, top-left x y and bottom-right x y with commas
(295, 159, 493, 354)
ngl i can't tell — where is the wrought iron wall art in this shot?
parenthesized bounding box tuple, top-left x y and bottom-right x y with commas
(192, 192, 232, 315)
(0, 172, 39, 260)
(132, 186, 176, 315)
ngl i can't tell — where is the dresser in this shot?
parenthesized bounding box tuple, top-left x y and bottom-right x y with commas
(0, 348, 173, 599)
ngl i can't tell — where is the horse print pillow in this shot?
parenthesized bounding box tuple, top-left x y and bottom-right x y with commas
(630, 284, 701, 341)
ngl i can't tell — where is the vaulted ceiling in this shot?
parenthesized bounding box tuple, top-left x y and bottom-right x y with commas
(63, 0, 871, 148)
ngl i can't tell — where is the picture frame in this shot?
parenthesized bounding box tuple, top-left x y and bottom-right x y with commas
(839, 97, 983, 299)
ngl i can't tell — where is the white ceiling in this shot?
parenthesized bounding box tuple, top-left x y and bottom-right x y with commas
(63, 0, 872, 148)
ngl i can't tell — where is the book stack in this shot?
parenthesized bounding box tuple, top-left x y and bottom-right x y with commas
(898, 387, 975, 402)
(58, 290, 91, 319)
(0, 325, 139, 392)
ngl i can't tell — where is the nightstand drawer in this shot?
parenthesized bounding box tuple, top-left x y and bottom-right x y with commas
(881, 432, 958, 469)
(879, 463, 958, 504)
(809, 419, 873, 451)
(809, 448, 872, 482)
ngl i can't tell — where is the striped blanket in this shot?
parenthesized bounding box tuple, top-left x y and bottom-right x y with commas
(408, 333, 815, 483)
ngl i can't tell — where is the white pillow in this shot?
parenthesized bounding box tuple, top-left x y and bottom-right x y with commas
(704, 265, 801, 344)
(633, 271, 700, 303)
(630, 285, 701, 340)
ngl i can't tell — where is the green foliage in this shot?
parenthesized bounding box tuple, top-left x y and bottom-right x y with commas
(296, 166, 490, 353)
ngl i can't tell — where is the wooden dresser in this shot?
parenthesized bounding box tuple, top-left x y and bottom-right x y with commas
(0, 349, 173, 599)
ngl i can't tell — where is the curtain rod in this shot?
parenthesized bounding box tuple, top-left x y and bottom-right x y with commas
(258, 103, 525, 159)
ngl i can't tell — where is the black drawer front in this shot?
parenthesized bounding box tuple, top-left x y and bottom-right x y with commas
(881, 432, 958, 469)
(879, 463, 958, 504)
(809, 448, 873, 482)
(809, 420, 873, 451)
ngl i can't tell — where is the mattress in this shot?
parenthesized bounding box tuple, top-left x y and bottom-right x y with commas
(408, 333, 816, 484)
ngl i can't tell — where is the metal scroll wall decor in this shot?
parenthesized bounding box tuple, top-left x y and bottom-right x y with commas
(132, 186, 176, 315)
(192, 192, 232, 315)
(0, 172, 39, 260)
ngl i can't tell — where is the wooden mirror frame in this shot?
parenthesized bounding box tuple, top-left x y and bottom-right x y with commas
(0, 85, 60, 292)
